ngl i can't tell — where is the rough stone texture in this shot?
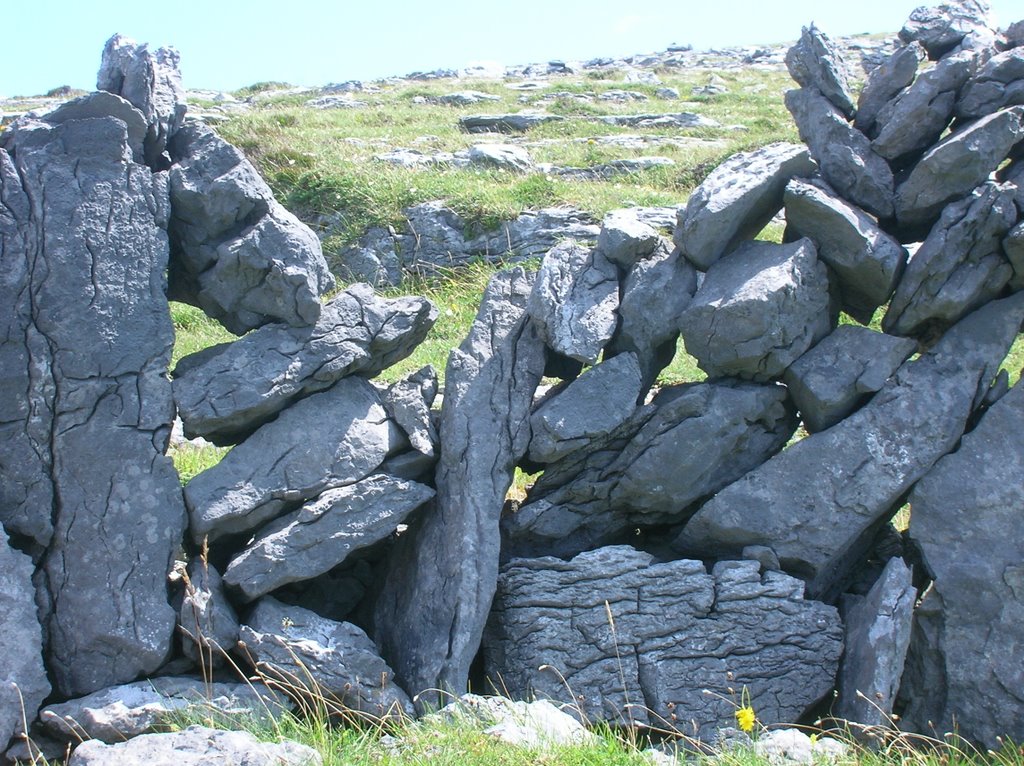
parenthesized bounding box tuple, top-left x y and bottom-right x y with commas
(484, 547, 842, 741)
(785, 25, 856, 117)
(185, 377, 400, 544)
(885, 181, 1016, 338)
(675, 292, 1024, 601)
(430, 694, 597, 748)
(596, 112, 720, 129)
(68, 725, 321, 766)
(223, 475, 435, 601)
(178, 560, 239, 668)
(675, 142, 815, 270)
(96, 34, 186, 166)
(679, 238, 832, 382)
(375, 268, 545, 707)
(167, 121, 334, 334)
(784, 178, 906, 323)
(899, 0, 994, 59)
(895, 106, 1024, 231)
(468, 143, 533, 172)
(782, 325, 917, 433)
(43, 92, 149, 163)
(3, 117, 187, 697)
(855, 43, 927, 137)
(785, 87, 895, 219)
(898, 376, 1024, 749)
(241, 598, 413, 719)
(597, 209, 662, 268)
(871, 51, 975, 163)
(958, 48, 1024, 119)
(754, 729, 850, 765)
(0, 529, 49, 753)
(1004, 220, 1024, 289)
(835, 557, 915, 728)
(526, 241, 619, 364)
(505, 380, 796, 559)
(380, 366, 439, 457)
(460, 112, 564, 132)
(41, 678, 289, 743)
(173, 284, 437, 444)
(527, 353, 644, 464)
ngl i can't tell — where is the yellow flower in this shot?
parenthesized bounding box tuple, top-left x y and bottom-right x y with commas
(735, 705, 756, 733)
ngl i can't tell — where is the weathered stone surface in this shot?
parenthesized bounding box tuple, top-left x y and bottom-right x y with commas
(596, 112, 720, 129)
(430, 694, 596, 748)
(899, 376, 1024, 749)
(597, 209, 662, 268)
(185, 377, 400, 544)
(899, 0, 994, 59)
(958, 47, 1024, 119)
(41, 678, 289, 744)
(679, 238, 832, 382)
(43, 91, 148, 163)
(96, 34, 186, 166)
(224, 475, 434, 601)
(527, 353, 643, 464)
(167, 121, 334, 334)
(484, 547, 842, 740)
(1004, 220, 1024, 289)
(783, 325, 917, 433)
(885, 181, 1016, 337)
(675, 293, 1024, 601)
(4, 117, 186, 697)
(505, 380, 796, 559)
(380, 366, 439, 457)
(786, 87, 895, 219)
(241, 598, 413, 719)
(855, 43, 927, 137)
(468, 143, 533, 172)
(871, 50, 974, 163)
(785, 25, 856, 117)
(754, 729, 850, 765)
(835, 557, 915, 728)
(895, 106, 1024, 230)
(784, 178, 906, 323)
(526, 241, 619, 364)
(460, 112, 564, 132)
(0, 529, 49, 753)
(68, 725, 320, 766)
(178, 561, 239, 668)
(375, 268, 545, 706)
(173, 284, 437, 444)
(675, 142, 815, 270)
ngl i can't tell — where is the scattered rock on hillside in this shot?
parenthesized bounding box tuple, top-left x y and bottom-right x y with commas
(460, 112, 563, 132)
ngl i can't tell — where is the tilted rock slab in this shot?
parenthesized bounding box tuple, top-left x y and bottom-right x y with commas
(597, 209, 663, 268)
(223, 475, 435, 601)
(185, 376, 401, 544)
(958, 48, 1024, 119)
(898, 0, 993, 59)
(167, 121, 334, 334)
(173, 283, 437, 444)
(784, 178, 906, 323)
(675, 292, 1024, 601)
(675, 142, 815, 270)
(855, 43, 927, 137)
(178, 560, 239, 668)
(786, 87, 895, 219)
(679, 238, 832, 382)
(459, 112, 564, 132)
(3, 116, 187, 696)
(380, 365, 439, 457)
(505, 380, 796, 560)
(785, 24, 856, 117)
(898, 376, 1024, 749)
(375, 268, 545, 706)
(885, 181, 1016, 338)
(484, 547, 842, 741)
(241, 598, 413, 720)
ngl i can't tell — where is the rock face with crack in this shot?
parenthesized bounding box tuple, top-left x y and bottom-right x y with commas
(484, 547, 842, 740)
(785, 24, 856, 117)
(898, 0, 993, 59)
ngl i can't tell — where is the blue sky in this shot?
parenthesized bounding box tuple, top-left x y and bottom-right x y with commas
(3, 0, 1024, 97)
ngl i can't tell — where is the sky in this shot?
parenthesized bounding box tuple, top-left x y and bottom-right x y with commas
(3, 0, 1024, 97)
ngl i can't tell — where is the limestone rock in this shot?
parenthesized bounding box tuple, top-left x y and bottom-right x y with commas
(241, 598, 413, 719)
(484, 547, 842, 741)
(597, 112, 720, 129)
(895, 106, 1024, 231)
(185, 377, 400, 544)
(679, 238, 832, 382)
(1003, 220, 1024, 289)
(958, 48, 1024, 119)
(754, 729, 850, 765)
(460, 112, 563, 132)
(173, 284, 437, 444)
(675, 293, 1024, 601)
(783, 326, 917, 433)
(899, 0, 994, 59)
(526, 241, 619, 364)
(375, 268, 545, 707)
(784, 178, 906, 323)
(597, 209, 662, 268)
(785, 25, 856, 117)
(468, 143, 533, 172)
(786, 87, 895, 219)
(43, 91, 148, 163)
(855, 43, 927, 137)
(178, 561, 239, 669)
(899, 376, 1024, 749)
(223, 475, 435, 601)
(675, 142, 815, 270)
(380, 366, 439, 457)
(167, 121, 334, 334)
(430, 694, 596, 748)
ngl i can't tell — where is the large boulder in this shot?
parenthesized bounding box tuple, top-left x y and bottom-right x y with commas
(675, 293, 1024, 601)
(898, 0, 994, 59)
(957, 48, 1024, 119)
(484, 547, 842, 741)
(855, 43, 927, 137)
(173, 284, 437, 444)
(375, 268, 545, 707)
(785, 25, 856, 117)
